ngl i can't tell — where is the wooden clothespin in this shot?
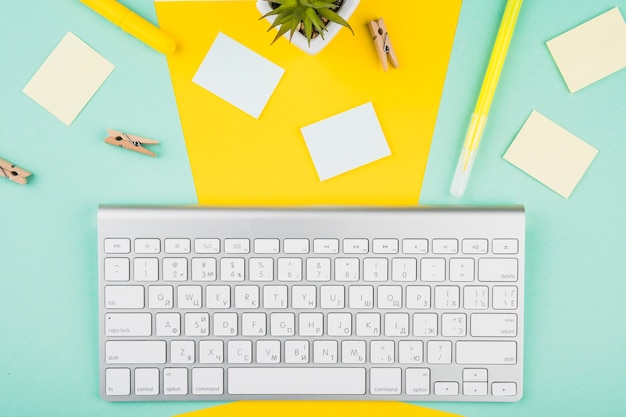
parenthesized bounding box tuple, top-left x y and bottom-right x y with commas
(0, 156, 32, 185)
(368, 18, 399, 71)
(104, 129, 159, 157)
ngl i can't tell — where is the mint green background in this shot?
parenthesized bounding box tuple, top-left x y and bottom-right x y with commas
(1, 1, 625, 416)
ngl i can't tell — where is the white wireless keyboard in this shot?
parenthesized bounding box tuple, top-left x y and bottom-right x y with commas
(98, 206, 524, 401)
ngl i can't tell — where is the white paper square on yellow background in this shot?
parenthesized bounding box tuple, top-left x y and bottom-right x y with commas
(546, 7, 626, 93)
(503, 111, 598, 198)
(23, 32, 114, 126)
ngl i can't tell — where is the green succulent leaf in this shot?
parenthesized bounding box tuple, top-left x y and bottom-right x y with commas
(261, 0, 354, 46)
(316, 7, 353, 33)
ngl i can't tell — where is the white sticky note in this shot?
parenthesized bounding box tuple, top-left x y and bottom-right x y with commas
(193, 32, 285, 119)
(546, 7, 626, 93)
(503, 111, 598, 198)
(301, 102, 391, 181)
(23, 32, 114, 126)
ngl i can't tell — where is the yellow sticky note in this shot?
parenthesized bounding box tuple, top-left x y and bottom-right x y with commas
(546, 7, 626, 93)
(23, 32, 114, 126)
(174, 401, 464, 417)
(155, 0, 461, 205)
(503, 111, 598, 198)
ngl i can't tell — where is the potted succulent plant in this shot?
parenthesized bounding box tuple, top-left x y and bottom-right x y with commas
(257, 0, 360, 55)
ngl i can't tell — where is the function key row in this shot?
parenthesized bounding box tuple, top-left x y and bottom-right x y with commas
(105, 238, 519, 256)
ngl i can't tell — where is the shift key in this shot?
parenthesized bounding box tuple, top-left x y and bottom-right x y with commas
(456, 341, 517, 364)
(106, 341, 166, 364)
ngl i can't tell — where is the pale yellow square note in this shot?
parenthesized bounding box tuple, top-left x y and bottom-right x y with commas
(23, 32, 114, 126)
(546, 7, 626, 93)
(503, 111, 598, 198)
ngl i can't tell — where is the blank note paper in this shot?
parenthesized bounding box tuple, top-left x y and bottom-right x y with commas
(193, 32, 285, 119)
(546, 7, 626, 93)
(23, 32, 114, 126)
(301, 102, 391, 181)
(503, 111, 598, 198)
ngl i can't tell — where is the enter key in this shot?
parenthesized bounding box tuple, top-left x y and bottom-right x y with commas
(471, 314, 518, 337)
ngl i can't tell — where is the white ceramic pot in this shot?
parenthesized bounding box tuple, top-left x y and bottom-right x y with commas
(256, 0, 360, 55)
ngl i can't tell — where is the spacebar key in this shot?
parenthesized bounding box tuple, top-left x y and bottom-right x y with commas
(228, 368, 366, 395)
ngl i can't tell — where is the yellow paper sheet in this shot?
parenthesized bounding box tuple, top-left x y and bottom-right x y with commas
(174, 400, 463, 417)
(155, 0, 461, 205)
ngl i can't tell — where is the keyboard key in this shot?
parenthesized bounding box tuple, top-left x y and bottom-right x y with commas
(434, 381, 459, 396)
(463, 368, 488, 382)
(191, 258, 217, 281)
(313, 340, 338, 363)
(156, 313, 180, 336)
(420, 258, 445, 282)
(228, 340, 252, 363)
(135, 368, 159, 396)
(105, 313, 151, 336)
(199, 340, 224, 364)
(391, 258, 417, 281)
(341, 340, 366, 363)
(470, 313, 517, 337)
(427, 340, 452, 364)
(370, 340, 394, 363)
(464, 382, 488, 396)
(402, 239, 428, 254)
(134, 258, 158, 281)
(364, 258, 388, 282)
(456, 341, 517, 364)
(165, 238, 190, 254)
(220, 258, 245, 281)
(254, 238, 279, 254)
(227, 368, 366, 395)
(406, 286, 431, 309)
(373, 239, 398, 254)
(105, 368, 131, 395)
(195, 238, 220, 254)
(104, 238, 130, 254)
(449, 258, 474, 282)
(171, 340, 195, 364)
(464, 286, 489, 310)
(405, 368, 430, 395)
(135, 238, 160, 254)
(163, 258, 187, 281)
(492, 286, 518, 309)
(192, 368, 223, 395)
(164, 368, 188, 395)
(492, 382, 517, 396)
(105, 341, 166, 364)
(478, 258, 518, 282)
(149, 285, 173, 309)
(370, 368, 401, 395)
(434, 286, 460, 310)
(306, 258, 331, 281)
(249, 258, 274, 281)
(105, 286, 144, 309)
(335, 258, 359, 281)
(225, 239, 250, 254)
(105, 258, 130, 281)
(398, 341, 423, 364)
(432, 239, 458, 254)
(492, 239, 519, 254)
(313, 239, 339, 254)
(462, 239, 488, 254)
(283, 239, 309, 254)
(277, 258, 302, 281)
(256, 340, 280, 363)
(343, 239, 368, 254)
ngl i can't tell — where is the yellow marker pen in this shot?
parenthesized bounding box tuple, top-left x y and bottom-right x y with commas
(450, 0, 523, 197)
(80, 0, 176, 54)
